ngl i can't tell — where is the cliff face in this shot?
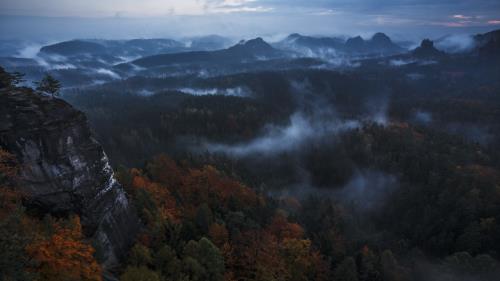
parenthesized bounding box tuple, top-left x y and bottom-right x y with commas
(0, 76, 139, 269)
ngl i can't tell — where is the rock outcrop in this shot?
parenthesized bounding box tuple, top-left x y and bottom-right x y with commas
(412, 39, 446, 58)
(0, 69, 139, 270)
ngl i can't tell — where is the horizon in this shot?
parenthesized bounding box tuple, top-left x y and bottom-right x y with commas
(1, 0, 500, 42)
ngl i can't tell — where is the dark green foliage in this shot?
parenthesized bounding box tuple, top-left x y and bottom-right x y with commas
(154, 245, 183, 280)
(0, 68, 25, 88)
(195, 203, 214, 233)
(0, 209, 35, 281)
(120, 266, 162, 281)
(334, 257, 359, 281)
(35, 74, 61, 96)
(59, 53, 500, 280)
(128, 244, 153, 267)
(182, 238, 225, 281)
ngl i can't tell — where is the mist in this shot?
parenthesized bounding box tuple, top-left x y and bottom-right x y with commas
(204, 111, 359, 157)
(435, 34, 477, 53)
(178, 87, 251, 97)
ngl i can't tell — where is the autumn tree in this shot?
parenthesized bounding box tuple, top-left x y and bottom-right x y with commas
(208, 223, 229, 248)
(26, 216, 102, 281)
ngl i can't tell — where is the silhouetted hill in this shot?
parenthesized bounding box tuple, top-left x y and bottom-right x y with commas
(412, 39, 446, 58)
(277, 32, 404, 56)
(130, 37, 283, 68)
(474, 29, 500, 56)
(345, 33, 404, 55)
(40, 40, 107, 56)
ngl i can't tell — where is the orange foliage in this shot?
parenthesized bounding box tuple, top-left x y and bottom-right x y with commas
(225, 230, 287, 281)
(179, 165, 261, 215)
(223, 213, 328, 281)
(130, 155, 262, 222)
(131, 170, 180, 223)
(209, 223, 229, 248)
(267, 213, 304, 241)
(123, 155, 331, 280)
(26, 216, 102, 281)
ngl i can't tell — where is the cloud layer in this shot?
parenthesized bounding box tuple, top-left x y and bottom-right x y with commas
(0, 0, 499, 40)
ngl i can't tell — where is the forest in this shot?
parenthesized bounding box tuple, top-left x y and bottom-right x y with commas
(1, 14, 500, 281)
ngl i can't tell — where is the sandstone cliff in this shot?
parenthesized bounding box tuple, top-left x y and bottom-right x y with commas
(0, 69, 140, 270)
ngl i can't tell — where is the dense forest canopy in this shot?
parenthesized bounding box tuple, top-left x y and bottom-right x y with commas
(1, 18, 500, 281)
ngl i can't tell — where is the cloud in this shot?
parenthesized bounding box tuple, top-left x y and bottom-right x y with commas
(177, 87, 251, 97)
(435, 34, 476, 53)
(452, 14, 473, 20)
(334, 170, 398, 211)
(0, 0, 272, 17)
(205, 0, 273, 13)
(308, 9, 341, 16)
(204, 112, 360, 157)
(96, 68, 121, 79)
(2, 0, 500, 41)
(17, 44, 42, 58)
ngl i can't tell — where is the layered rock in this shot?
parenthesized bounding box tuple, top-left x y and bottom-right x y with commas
(0, 71, 139, 269)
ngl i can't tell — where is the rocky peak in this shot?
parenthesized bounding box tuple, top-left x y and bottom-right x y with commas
(240, 37, 273, 50)
(421, 39, 434, 49)
(228, 37, 279, 57)
(345, 36, 366, 52)
(371, 32, 392, 44)
(0, 68, 139, 270)
(346, 36, 365, 45)
(413, 39, 445, 58)
(474, 29, 500, 56)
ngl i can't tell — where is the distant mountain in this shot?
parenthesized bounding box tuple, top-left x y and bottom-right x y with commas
(474, 29, 500, 56)
(344, 36, 365, 53)
(120, 39, 186, 55)
(412, 39, 446, 58)
(370, 32, 404, 54)
(40, 40, 107, 56)
(41, 39, 188, 58)
(129, 37, 283, 68)
(277, 32, 405, 57)
(227, 38, 282, 58)
(277, 33, 345, 50)
(345, 33, 405, 55)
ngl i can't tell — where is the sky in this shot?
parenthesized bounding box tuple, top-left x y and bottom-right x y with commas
(1, 0, 499, 41)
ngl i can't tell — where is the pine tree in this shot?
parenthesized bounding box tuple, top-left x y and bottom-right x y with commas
(35, 74, 61, 97)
